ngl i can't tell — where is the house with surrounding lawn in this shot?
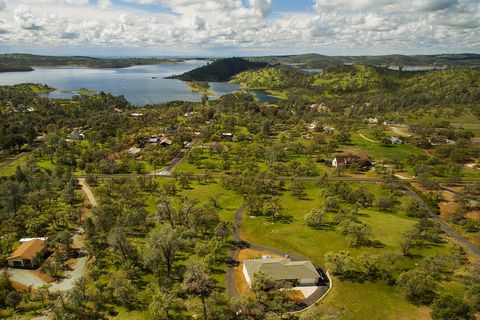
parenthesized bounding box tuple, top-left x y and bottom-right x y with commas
(386, 136, 403, 145)
(7, 239, 47, 268)
(243, 257, 320, 287)
(332, 154, 374, 168)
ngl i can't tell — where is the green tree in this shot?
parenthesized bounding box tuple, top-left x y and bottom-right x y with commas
(431, 294, 475, 320)
(143, 224, 183, 278)
(182, 260, 215, 320)
(324, 251, 355, 277)
(149, 287, 181, 320)
(290, 179, 307, 199)
(398, 269, 437, 304)
(304, 207, 325, 228)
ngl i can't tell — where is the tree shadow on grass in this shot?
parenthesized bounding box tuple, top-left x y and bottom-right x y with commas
(271, 214, 294, 224)
(311, 223, 336, 231)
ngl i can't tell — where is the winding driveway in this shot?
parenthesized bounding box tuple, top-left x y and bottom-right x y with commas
(4, 179, 97, 293)
(226, 204, 330, 309)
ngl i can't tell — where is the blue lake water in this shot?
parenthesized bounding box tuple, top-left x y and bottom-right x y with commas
(0, 60, 275, 106)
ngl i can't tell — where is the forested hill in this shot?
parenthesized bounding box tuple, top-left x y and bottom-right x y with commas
(232, 64, 480, 101)
(246, 53, 480, 69)
(167, 57, 268, 82)
(0, 54, 180, 73)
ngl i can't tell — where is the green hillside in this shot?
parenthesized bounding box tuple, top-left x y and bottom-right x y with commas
(168, 57, 268, 82)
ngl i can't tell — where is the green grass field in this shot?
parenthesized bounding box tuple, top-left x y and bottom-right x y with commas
(241, 181, 452, 319)
(0, 153, 29, 176)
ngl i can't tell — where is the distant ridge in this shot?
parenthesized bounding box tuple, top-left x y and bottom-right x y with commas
(0, 52, 478, 74)
(0, 53, 181, 73)
(245, 53, 480, 69)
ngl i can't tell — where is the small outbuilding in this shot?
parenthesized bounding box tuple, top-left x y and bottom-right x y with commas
(128, 147, 141, 155)
(70, 129, 85, 140)
(7, 239, 47, 268)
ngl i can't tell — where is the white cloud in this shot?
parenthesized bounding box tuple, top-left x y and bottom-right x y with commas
(0, 0, 7, 11)
(0, 0, 477, 54)
(98, 0, 111, 9)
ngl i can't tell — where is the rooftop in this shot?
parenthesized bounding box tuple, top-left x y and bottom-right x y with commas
(243, 258, 319, 282)
(8, 239, 46, 260)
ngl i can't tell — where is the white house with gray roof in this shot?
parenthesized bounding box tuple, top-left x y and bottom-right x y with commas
(243, 257, 320, 287)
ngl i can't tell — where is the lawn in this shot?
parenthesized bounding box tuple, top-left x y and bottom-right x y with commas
(241, 181, 452, 320)
(178, 179, 243, 222)
(320, 280, 425, 320)
(339, 131, 427, 174)
(241, 182, 429, 264)
(0, 153, 29, 176)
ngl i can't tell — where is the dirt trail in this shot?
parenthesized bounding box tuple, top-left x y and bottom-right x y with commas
(358, 132, 377, 143)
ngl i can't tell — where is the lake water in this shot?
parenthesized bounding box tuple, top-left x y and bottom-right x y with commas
(0, 60, 275, 106)
(386, 65, 447, 71)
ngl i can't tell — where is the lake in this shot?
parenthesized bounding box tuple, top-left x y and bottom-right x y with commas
(0, 60, 275, 106)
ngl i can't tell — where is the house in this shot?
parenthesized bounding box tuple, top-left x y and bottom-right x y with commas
(160, 138, 173, 147)
(323, 125, 335, 134)
(131, 113, 143, 117)
(70, 129, 85, 140)
(308, 121, 319, 131)
(332, 155, 374, 168)
(128, 147, 141, 155)
(147, 137, 160, 144)
(387, 136, 403, 145)
(367, 117, 379, 124)
(222, 133, 234, 140)
(7, 239, 47, 268)
(243, 257, 320, 287)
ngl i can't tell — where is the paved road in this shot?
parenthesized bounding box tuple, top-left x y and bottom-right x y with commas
(78, 178, 97, 206)
(6, 257, 88, 293)
(403, 186, 480, 257)
(149, 137, 201, 177)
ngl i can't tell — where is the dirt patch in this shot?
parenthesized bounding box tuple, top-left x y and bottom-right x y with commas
(416, 306, 433, 320)
(80, 205, 90, 221)
(466, 210, 480, 220)
(284, 289, 305, 302)
(238, 248, 283, 261)
(388, 126, 411, 138)
(233, 263, 249, 295)
(66, 258, 79, 269)
(33, 269, 54, 283)
(10, 280, 30, 292)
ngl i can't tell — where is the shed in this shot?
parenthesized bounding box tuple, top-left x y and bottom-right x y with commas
(7, 239, 47, 268)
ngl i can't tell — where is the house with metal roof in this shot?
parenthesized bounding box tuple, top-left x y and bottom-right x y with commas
(242, 257, 320, 287)
(7, 239, 47, 268)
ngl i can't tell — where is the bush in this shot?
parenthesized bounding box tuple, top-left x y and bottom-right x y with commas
(431, 294, 475, 320)
(398, 269, 436, 304)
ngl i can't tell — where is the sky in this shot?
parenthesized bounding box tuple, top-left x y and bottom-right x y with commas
(0, 0, 478, 57)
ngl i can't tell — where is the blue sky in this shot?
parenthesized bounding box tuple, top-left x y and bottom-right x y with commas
(0, 0, 478, 56)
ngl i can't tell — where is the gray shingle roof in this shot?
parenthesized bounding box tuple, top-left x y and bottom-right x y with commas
(244, 258, 320, 281)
